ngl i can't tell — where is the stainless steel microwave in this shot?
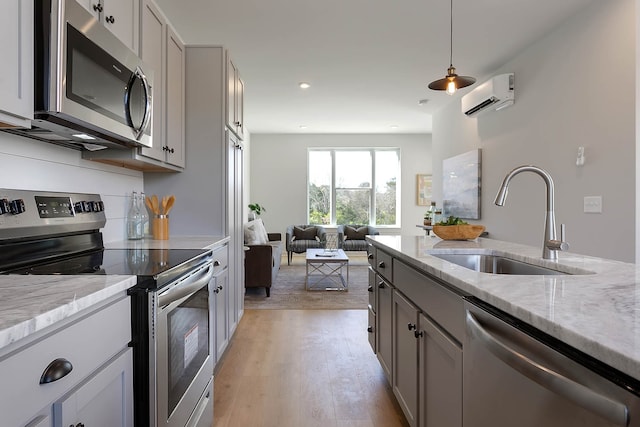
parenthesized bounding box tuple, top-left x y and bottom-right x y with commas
(16, 0, 154, 151)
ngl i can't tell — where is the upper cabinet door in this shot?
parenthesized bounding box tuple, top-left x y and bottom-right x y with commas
(102, 0, 140, 54)
(75, 0, 139, 54)
(226, 56, 244, 140)
(140, 0, 166, 162)
(165, 25, 185, 168)
(0, 0, 33, 127)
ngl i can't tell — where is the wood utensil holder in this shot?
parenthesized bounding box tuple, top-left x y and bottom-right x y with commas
(153, 215, 169, 240)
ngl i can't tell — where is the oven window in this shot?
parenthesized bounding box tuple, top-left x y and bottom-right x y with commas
(167, 286, 210, 415)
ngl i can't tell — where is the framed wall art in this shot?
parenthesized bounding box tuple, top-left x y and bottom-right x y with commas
(416, 174, 432, 206)
(442, 149, 481, 219)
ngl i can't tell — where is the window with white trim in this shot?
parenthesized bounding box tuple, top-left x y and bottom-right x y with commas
(308, 148, 400, 226)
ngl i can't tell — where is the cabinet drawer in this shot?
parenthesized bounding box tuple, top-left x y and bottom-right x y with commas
(367, 243, 376, 267)
(0, 295, 131, 427)
(211, 244, 229, 273)
(368, 266, 376, 311)
(376, 249, 393, 282)
(393, 261, 464, 342)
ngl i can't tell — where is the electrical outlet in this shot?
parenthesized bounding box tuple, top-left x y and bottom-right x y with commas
(584, 196, 602, 213)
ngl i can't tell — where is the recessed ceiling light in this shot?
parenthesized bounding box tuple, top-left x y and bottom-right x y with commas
(299, 82, 311, 89)
(390, 125, 399, 130)
(299, 125, 308, 129)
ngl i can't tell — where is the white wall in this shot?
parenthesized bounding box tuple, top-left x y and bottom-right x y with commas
(0, 133, 144, 242)
(248, 133, 432, 237)
(432, 0, 635, 262)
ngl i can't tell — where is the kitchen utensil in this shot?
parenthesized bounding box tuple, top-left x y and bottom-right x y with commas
(161, 196, 168, 215)
(151, 195, 159, 215)
(145, 196, 154, 214)
(165, 195, 175, 215)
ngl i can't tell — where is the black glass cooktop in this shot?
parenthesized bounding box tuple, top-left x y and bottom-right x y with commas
(2, 248, 211, 289)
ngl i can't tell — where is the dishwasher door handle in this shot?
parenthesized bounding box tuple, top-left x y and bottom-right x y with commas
(466, 311, 630, 427)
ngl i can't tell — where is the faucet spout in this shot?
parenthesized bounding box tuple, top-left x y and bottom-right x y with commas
(494, 165, 567, 260)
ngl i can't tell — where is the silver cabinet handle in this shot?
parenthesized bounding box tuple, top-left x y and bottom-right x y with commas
(125, 66, 152, 141)
(466, 311, 629, 427)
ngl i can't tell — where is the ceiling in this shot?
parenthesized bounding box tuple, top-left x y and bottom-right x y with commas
(155, 0, 597, 134)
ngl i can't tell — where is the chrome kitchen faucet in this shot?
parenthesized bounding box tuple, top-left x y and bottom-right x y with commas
(494, 165, 569, 260)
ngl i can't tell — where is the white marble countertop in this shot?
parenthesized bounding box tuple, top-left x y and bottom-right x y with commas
(367, 235, 640, 380)
(0, 275, 137, 355)
(0, 235, 228, 356)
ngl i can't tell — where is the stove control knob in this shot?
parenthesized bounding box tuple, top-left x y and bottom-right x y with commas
(86, 201, 95, 212)
(96, 201, 104, 212)
(0, 199, 9, 214)
(9, 199, 25, 215)
(74, 201, 85, 213)
(82, 201, 91, 213)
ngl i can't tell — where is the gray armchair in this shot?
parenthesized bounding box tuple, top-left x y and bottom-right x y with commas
(285, 225, 327, 265)
(337, 225, 379, 251)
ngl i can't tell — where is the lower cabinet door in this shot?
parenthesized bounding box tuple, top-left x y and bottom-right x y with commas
(55, 348, 133, 427)
(393, 290, 419, 427)
(376, 275, 393, 381)
(418, 313, 462, 427)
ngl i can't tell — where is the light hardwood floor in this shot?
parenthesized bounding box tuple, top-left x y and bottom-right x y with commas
(213, 309, 409, 427)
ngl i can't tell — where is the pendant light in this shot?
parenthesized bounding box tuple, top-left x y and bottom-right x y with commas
(428, 0, 475, 95)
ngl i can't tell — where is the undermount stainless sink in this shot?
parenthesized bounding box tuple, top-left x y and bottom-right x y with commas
(430, 253, 573, 275)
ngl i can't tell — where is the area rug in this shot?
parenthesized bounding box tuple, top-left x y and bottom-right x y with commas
(244, 252, 370, 310)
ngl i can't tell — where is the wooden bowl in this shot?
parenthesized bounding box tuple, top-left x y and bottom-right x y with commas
(432, 224, 485, 240)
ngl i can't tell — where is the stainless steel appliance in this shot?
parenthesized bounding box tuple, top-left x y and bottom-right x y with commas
(464, 298, 640, 426)
(0, 189, 214, 427)
(5, 0, 153, 151)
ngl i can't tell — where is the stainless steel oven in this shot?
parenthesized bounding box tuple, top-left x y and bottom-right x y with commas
(149, 258, 214, 427)
(0, 189, 215, 427)
(13, 0, 154, 150)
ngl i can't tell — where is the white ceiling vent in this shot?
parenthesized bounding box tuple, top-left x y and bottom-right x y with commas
(461, 73, 514, 117)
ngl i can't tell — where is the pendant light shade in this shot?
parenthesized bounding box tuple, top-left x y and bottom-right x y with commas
(428, 0, 475, 95)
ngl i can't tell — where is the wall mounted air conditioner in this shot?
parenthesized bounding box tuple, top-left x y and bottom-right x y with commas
(461, 73, 514, 117)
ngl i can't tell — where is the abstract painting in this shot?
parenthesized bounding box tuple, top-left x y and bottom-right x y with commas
(442, 149, 481, 219)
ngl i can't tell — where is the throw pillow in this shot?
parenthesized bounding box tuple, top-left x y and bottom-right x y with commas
(293, 226, 317, 240)
(244, 219, 268, 245)
(344, 226, 368, 240)
(253, 218, 269, 244)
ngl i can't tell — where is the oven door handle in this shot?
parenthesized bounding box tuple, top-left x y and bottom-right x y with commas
(158, 263, 214, 308)
(466, 311, 630, 427)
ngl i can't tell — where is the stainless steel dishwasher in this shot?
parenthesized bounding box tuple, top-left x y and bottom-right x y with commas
(464, 299, 640, 427)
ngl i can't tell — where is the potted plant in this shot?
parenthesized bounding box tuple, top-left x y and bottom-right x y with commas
(248, 203, 266, 221)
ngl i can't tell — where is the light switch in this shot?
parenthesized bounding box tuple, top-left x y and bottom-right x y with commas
(584, 196, 602, 213)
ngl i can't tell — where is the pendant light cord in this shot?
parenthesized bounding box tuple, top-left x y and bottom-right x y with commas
(449, 0, 453, 67)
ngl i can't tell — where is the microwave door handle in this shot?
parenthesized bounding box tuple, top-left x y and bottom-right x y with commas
(124, 66, 152, 141)
(466, 311, 630, 427)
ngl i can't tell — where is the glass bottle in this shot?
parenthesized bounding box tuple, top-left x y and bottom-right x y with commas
(426, 201, 436, 225)
(126, 191, 143, 240)
(140, 191, 149, 238)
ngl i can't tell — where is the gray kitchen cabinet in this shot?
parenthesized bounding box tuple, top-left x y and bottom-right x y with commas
(0, 294, 133, 427)
(393, 290, 419, 427)
(76, 0, 139, 53)
(367, 266, 376, 352)
(226, 56, 245, 140)
(369, 246, 464, 427)
(55, 348, 133, 427)
(227, 131, 244, 333)
(376, 273, 394, 382)
(0, 0, 33, 128)
(84, 0, 185, 171)
(418, 313, 462, 427)
(212, 243, 230, 363)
